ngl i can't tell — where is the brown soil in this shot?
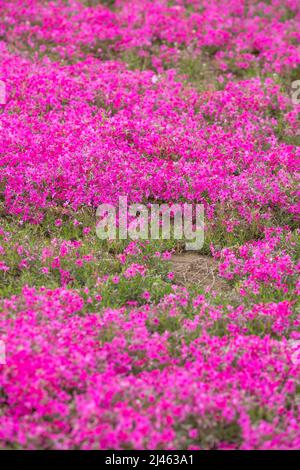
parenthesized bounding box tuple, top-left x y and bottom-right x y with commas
(170, 252, 239, 301)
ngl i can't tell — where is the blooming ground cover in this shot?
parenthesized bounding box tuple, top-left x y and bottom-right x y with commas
(0, 0, 299, 449)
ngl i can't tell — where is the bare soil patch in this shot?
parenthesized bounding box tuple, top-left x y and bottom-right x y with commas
(171, 252, 239, 301)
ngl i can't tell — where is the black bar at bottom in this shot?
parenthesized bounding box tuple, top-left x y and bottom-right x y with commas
(0, 450, 299, 468)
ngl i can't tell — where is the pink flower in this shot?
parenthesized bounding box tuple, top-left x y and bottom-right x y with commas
(141, 291, 151, 301)
(112, 276, 120, 284)
(124, 263, 146, 278)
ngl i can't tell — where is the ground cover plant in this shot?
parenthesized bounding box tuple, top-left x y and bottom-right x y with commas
(0, 0, 299, 450)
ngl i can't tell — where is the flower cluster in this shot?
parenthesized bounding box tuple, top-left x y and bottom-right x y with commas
(218, 228, 300, 301)
(0, 287, 299, 449)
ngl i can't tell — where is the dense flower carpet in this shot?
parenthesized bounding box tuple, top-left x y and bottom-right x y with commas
(0, 0, 299, 449)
